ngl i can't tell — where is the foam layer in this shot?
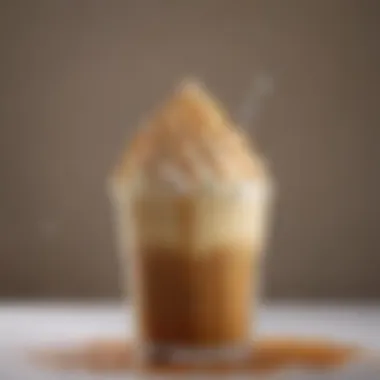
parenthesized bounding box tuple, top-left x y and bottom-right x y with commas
(111, 80, 269, 194)
(132, 181, 271, 254)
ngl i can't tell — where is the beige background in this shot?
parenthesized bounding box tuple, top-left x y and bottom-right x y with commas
(0, 0, 379, 299)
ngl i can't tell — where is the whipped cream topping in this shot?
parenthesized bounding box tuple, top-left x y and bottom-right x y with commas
(111, 80, 268, 193)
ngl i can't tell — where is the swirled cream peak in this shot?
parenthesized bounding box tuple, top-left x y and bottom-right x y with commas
(112, 80, 267, 192)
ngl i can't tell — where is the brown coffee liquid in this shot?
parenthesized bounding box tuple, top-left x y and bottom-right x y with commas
(136, 246, 256, 347)
(130, 192, 263, 359)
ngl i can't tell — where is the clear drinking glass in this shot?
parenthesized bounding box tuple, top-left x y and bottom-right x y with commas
(109, 179, 273, 366)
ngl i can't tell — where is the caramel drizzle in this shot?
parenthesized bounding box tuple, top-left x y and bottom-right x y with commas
(33, 337, 360, 375)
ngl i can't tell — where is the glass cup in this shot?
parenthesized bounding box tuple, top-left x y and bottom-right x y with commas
(109, 179, 273, 366)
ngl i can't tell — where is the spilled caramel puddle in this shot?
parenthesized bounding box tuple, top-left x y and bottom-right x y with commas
(33, 337, 361, 375)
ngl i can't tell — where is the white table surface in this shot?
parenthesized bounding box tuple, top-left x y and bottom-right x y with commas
(0, 302, 380, 379)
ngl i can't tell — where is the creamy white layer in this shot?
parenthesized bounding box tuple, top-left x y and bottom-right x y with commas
(125, 180, 272, 254)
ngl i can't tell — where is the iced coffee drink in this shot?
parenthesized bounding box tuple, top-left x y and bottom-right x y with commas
(109, 81, 273, 365)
